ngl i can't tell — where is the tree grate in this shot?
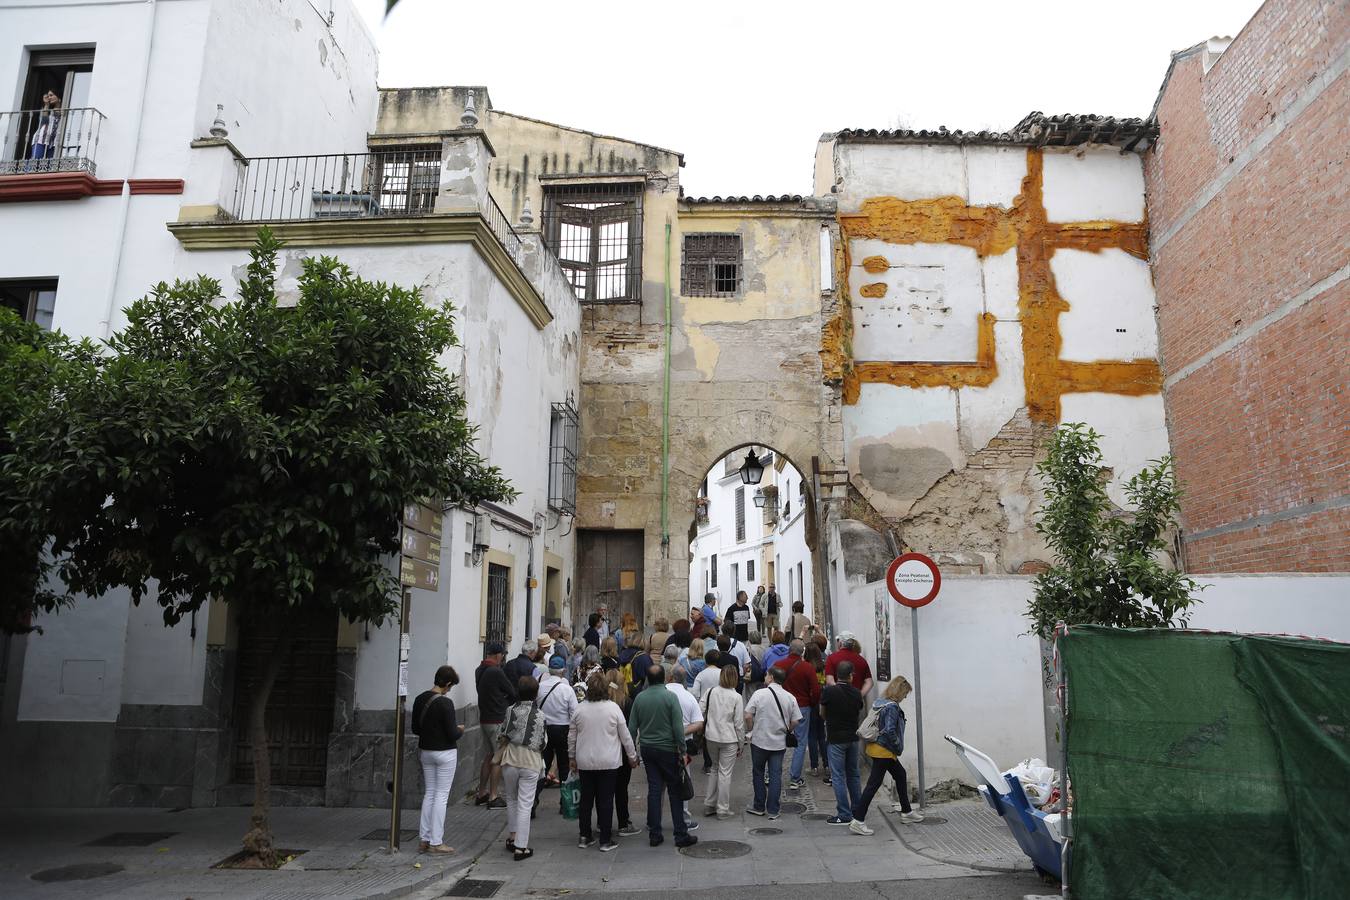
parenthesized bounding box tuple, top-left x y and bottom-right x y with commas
(84, 832, 177, 847)
(444, 878, 505, 897)
(779, 802, 806, 814)
(31, 863, 124, 882)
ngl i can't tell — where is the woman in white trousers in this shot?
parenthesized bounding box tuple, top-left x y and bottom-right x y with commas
(701, 664, 746, 817)
(496, 676, 547, 861)
(410, 666, 463, 853)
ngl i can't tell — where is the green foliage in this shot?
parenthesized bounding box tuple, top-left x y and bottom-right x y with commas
(7, 228, 514, 629)
(0, 311, 99, 631)
(1026, 423, 1201, 639)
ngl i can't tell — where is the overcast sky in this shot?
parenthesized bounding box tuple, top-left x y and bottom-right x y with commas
(352, 0, 1263, 197)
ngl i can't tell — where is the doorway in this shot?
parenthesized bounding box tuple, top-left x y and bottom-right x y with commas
(576, 529, 644, 631)
(231, 606, 338, 788)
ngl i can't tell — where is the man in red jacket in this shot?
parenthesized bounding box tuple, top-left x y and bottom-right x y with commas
(825, 631, 874, 696)
(771, 640, 820, 790)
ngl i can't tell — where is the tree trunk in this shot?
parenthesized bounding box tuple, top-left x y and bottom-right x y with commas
(240, 606, 298, 868)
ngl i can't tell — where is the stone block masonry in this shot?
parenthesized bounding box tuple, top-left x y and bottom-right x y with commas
(1145, 0, 1349, 572)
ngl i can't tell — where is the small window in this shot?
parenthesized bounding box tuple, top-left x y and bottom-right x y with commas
(0, 279, 57, 329)
(734, 487, 746, 543)
(747, 560, 755, 582)
(731, 563, 739, 592)
(682, 233, 742, 296)
(710, 554, 718, 588)
(548, 400, 579, 514)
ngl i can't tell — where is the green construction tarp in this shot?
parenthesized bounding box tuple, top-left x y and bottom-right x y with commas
(1060, 626, 1350, 899)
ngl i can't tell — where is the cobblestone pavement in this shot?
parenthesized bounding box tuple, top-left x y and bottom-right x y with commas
(0, 801, 504, 900)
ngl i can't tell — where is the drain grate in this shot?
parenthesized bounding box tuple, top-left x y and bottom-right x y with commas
(748, 827, 783, 836)
(778, 802, 805, 814)
(31, 862, 124, 882)
(680, 839, 752, 859)
(84, 831, 177, 847)
(360, 828, 419, 842)
(444, 878, 505, 897)
(801, 812, 831, 821)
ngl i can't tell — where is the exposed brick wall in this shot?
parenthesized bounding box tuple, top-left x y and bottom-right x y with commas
(1145, 0, 1350, 572)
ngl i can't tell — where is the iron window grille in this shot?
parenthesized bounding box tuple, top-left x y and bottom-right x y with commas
(710, 554, 718, 588)
(485, 563, 510, 646)
(548, 400, 579, 515)
(747, 560, 755, 582)
(681, 233, 742, 296)
(541, 182, 643, 303)
(735, 487, 746, 543)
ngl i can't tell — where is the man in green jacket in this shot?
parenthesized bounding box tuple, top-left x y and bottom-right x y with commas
(628, 665, 698, 848)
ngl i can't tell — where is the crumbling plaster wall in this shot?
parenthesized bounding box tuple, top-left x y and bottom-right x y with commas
(819, 141, 1170, 573)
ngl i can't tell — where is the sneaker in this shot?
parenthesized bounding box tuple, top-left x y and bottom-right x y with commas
(745, 807, 766, 817)
(900, 811, 925, 824)
(703, 806, 718, 816)
(619, 822, 642, 836)
(788, 778, 804, 790)
(702, 766, 712, 775)
(823, 774, 832, 786)
(716, 811, 735, 820)
(599, 841, 619, 852)
(649, 834, 664, 847)
(826, 815, 850, 825)
(578, 836, 597, 849)
(684, 818, 699, 831)
(849, 819, 875, 835)
(675, 835, 698, 849)
(808, 766, 819, 777)
(486, 797, 507, 810)
(767, 811, 781, 820)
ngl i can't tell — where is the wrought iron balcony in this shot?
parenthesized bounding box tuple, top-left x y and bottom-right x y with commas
(0, 107, 105, 176)
(226, 149, 522, 257)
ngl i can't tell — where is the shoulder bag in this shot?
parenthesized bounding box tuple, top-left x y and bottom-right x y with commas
(775, 686, 798, 748)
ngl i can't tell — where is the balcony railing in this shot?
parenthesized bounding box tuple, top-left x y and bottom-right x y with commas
(483, 192, 523, 258)
(0, 107, 105, 176)
(229, 150, 443, 222)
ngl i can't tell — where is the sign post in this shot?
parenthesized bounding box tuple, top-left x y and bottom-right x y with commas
(388, 501, 443, 854)
(885, 552, 941, 809)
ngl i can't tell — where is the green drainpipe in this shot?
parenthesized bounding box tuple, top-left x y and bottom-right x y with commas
(661, 218, 672, 552)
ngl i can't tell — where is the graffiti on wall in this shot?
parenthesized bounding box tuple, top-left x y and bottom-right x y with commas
(823, 148, 1161, 422)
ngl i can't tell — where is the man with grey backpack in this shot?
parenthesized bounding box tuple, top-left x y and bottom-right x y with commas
(848, 675, 923, 835)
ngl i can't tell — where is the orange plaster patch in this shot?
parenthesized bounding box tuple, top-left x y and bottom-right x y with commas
(827, 150, 1160, 418)
(859, 282, 888, 298)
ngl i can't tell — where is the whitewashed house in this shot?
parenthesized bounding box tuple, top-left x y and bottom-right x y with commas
(0, 0, 579, 808)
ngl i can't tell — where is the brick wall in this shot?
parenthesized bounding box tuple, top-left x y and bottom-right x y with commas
(1145, 0, 1349, 572)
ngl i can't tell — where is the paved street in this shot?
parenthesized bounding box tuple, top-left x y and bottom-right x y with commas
(0, 753, 1048, 899)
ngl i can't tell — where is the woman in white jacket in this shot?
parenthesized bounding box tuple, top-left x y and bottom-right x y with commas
(568, 674, 638, 851)
(701, 664, 746, 818)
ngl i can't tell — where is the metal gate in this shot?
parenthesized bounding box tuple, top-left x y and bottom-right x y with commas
(231, 607, 338, 788)
(485, 563, 510, 646)
(576, 529, 644, 631)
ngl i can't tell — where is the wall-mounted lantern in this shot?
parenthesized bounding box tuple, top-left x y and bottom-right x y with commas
(738, 448, 765, 485)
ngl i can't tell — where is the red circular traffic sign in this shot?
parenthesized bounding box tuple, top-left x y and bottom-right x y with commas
(886, 553, 941, 608)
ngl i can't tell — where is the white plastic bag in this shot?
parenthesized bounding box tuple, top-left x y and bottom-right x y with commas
(1003, 757, 1057, 805)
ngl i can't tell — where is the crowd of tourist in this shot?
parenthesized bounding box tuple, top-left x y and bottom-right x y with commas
(408, 599, 920, 859)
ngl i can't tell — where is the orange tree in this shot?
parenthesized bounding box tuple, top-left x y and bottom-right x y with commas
(8, 230, 512, 865)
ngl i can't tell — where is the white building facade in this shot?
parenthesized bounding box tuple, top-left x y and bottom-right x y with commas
(689, 450, 813, 635)
(0, 0, 579, 808)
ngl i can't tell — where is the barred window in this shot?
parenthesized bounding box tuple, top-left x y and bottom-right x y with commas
(542, 182, 643, 303)
(747, 560, 755, 582)
(710, 554, 718, 588)
(681, 233, 742, 296)
(735, 486, 746, 543)
(548, 400, 579, 515)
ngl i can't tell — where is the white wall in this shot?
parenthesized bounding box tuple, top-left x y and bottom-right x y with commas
(835, 572, 1350, 786)
(832, 142, 1169, 567)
